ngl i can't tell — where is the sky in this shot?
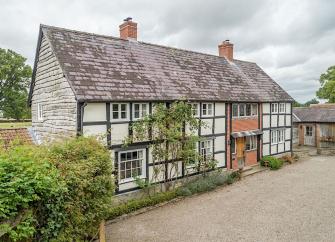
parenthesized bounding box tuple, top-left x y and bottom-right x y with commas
(0, 0, 334, 103)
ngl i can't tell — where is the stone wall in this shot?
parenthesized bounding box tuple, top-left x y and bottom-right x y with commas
(31, 35, 77, 143)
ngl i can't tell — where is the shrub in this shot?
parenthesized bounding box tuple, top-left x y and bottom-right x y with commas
(176, 187, 192, 197)
(46, 137, 115, 241)
(261, 156, 284, 170)
(108, 191, 178, 220)
(0, 145, 67, 241)
(0, 137, 114, 241)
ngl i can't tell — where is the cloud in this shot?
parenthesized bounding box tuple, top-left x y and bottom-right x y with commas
(0, 0, 334, 102)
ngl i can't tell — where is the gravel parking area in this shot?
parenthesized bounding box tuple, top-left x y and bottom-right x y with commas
(106, 156, 335, 242)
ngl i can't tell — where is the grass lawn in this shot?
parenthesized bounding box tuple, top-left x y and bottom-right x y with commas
(0, 122, 32, 129)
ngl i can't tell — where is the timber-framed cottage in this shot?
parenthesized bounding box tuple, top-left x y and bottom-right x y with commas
(28, 18, 294, 193)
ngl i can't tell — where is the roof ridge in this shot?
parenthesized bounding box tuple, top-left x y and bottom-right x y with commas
(41, 24, 256, 64)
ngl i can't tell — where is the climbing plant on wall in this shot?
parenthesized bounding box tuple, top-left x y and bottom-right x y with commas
(124, 100, 217, 192)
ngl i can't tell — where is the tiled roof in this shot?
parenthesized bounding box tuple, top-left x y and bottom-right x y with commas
(32, 25, 294, 102)
(0, 128, 33, 148)
(293, 107, 335, 123)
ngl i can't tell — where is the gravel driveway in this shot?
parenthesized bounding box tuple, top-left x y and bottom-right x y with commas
(106, 156, 335, 242)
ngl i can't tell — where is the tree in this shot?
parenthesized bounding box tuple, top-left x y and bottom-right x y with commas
(0, 48, 32, 120)
(316, 65, 335, 103)
(304, 98, 319, 107)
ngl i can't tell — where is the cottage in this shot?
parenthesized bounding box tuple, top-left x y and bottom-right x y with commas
(293, 104, 335, 149)
(28, 18, 293, 193)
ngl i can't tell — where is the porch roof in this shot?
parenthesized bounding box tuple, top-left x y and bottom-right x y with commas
(231, 129, 263, 138)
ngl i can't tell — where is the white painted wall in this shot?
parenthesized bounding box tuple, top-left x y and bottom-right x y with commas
(83, 103, 106, 122)
(216, 153, 226, 167)
(110, 123, 129, 145)
(214, 118, 225, 133)
(271, 116, 278, 127)
(201, 119, 213, 135)
(263, 115, 270, 128)
(215, 136, 225, 151)
(279, 115, 285, 126)
(83, 125, 107, 145)
(215, 103, 225, 116)
(263, 144, 270, 156)
(263, 103, 270, 113)
(263, 130, 270, 143)
(270, 145, 277, 154)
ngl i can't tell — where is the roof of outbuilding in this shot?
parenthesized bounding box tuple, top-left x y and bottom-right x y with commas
(293, 106, 335, 123)
(30, 25, 294, 103)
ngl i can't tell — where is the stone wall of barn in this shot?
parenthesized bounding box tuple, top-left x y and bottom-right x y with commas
(31, 35, 77, 143)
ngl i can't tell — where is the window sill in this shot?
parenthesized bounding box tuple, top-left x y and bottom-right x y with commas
(245, 149, 257, 152)
(232, 116, 258, 120)
(119, 175, 146, 184)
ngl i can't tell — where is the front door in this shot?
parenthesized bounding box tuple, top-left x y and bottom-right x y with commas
(236, 137, 245, 168)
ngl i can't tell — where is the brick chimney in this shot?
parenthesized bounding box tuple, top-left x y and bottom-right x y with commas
(218, 40, 234, 61)
(119, 17, 137, 40)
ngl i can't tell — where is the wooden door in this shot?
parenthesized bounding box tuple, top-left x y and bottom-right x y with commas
(236, 137, 245, 168)
(304, 125, 315, 146)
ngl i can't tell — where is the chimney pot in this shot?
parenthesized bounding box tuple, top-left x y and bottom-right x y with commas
(119, 17, 137, 40)
(218, 40, 234, 61)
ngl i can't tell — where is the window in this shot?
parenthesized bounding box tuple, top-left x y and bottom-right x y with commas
(271, 103, 278, 113)
(239, 104, 245, 117)
(200, 139, 213, 159)
(119, 149, 145, 182)
(271, 129, 285, 144)
(187, 142, 199, 167)
(246, 104, 252, 116)
(133, 103, 149, 120)
(279, 103, 285, 113)
(278, 129, 284, 143)
(231, 138, 236, 154)
(189, 103, 199, 116)
(202, 103, 213, 116)
(246, 136, 257, 150)
(37, 103, 43, 121)
(232, 104, 238, 117)
(271, 130, 278, 144)
(232, 103, 258, 118)
(112, 103, 128, 120)
(306, 126, 313, 136)
(251, 104, 258, 116)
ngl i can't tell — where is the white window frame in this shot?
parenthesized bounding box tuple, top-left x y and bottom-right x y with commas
(186, 142, 199, 168)
(118, 149, 146, 183)
(190, 103, 200, 117)
(111, 103, 129, 121)
(232, 103, 258, 118)
(305, 126, 313, 136)
(278, 129, 285, 143)
(246, 136, 257, 151)
(37, 103, 43, 121)
(271, 130, 278, 144)
(132, 103, 149, 120)
(271, 103, 278, 114)
(279, 103, 285, 113)
(201, 103, 213, 117)
(200, 139, 213, 159)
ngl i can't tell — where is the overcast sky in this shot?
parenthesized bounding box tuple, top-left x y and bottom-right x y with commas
(1, 0, 334, 103)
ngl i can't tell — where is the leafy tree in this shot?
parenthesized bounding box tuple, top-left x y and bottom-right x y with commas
(317, 65, 335, 103)
(304, 98, 319, 107)
(0, 48, 32, 120)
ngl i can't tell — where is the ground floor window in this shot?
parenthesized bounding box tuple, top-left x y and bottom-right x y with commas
(271, 129, 285, 144)
(119, 149, 145, 182)
(200, 139, 213, 160)
(231, 138, 236, 154)
(246, 136, 257, 150)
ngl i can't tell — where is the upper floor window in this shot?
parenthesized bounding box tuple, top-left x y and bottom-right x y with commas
(119, 149, 145, 183)
(246, 136, 257, 150)
(200, 139, 213, 159)
(112, 103, 128, 120)
(37, 103, 43, 121)
(189, 103, 199, 117)
(271, 103, 278, 113)
(279, 103, 285, 113)
(232, 103, 258, 118)
(202, 103, 213, 117)
(133, 103, 149, 120)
